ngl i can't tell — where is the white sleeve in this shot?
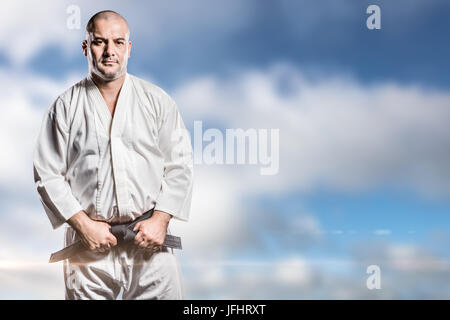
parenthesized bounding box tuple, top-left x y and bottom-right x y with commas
(154, 98, 194, 221)
(33, 97, 83, 229)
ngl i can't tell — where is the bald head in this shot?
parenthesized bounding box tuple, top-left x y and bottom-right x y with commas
(86, 10, 130, 40)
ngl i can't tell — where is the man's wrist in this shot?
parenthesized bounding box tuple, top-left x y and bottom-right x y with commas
(153, 210, 172, 224)
(67, 210, 90, 231)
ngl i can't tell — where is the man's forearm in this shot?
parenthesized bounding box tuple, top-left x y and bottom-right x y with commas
(67, 210, 91, 232)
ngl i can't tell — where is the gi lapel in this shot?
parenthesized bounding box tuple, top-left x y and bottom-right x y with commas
(109, 73, 131, 217)
(85, 73, 132, 218)
(86, 75, 113, 136)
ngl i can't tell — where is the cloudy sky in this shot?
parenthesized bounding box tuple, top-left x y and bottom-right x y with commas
(1, 0, 450, 299)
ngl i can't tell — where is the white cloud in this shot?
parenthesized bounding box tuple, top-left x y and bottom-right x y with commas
(386, 244, 449, 272)
(170, 166, 249, 258)
(353, 240, 450, 274)
(181, 242, 450, 299)
(274, 256, 312, 286)
(0, 0, 83, 65)
(292, 214, 323, 236)
(197, 267, 226, 288)
(0, 263, 63, 299)
(374, 229, 392, 236)
(174, 63, 450, 199)
(0, 68, 83, 190)
(182, 255, 319, 299)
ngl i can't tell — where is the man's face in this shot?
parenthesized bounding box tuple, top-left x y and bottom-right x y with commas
(83, 18, 131, 81)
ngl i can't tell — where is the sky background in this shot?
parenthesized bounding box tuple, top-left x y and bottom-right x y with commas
(1, 0, 450, 299)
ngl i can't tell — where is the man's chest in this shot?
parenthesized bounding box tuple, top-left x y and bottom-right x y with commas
(69, 98, 160, 160)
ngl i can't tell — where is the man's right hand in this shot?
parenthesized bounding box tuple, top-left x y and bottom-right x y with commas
(67, 210, 117, 252)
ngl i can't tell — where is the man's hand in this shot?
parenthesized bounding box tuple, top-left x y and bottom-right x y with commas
(133, 210, 172, 250)
(67, 210, 117, 252)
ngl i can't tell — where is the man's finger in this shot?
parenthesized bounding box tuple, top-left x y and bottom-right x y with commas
(108, 234, 118, 246)
(133, 221, 141, 232)
(134, 231, 143, 245)
(111, 236, 117, 246)
(151, 245, 161, 252)
(138, 240, 147, 249)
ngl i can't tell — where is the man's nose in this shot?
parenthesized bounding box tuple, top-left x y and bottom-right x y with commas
(104, 41, 115, 56)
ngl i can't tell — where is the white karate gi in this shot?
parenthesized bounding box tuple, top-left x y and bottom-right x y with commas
(33, 73, 193, 299)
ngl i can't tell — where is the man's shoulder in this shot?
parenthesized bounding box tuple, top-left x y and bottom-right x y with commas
(128, 74, 175, 105)
(57, 77, 88, 104)
(47, 77, 88, 116)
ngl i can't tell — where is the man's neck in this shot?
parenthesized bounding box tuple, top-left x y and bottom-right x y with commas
(90, 72, 126, 98)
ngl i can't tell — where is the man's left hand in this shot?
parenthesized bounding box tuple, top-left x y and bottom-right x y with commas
(133, 210, 172, 250)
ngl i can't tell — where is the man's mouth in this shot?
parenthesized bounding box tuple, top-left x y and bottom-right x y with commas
(102, 60, 117, 65)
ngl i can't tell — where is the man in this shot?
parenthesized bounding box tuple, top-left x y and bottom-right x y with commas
(33, 10, 194, 299)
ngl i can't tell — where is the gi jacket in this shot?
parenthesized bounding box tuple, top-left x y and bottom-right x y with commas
(33, 73, 194, 229)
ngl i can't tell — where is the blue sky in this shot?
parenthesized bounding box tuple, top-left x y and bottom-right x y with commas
(21, 0, 450, 89)
(0, 0, 450, 299)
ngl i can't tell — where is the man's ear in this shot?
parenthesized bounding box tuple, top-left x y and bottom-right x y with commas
(82, 40, 88, 57)
(128, 41, 132, 58)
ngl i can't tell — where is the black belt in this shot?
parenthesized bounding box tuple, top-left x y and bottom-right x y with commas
(49, 208, 182, 263)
